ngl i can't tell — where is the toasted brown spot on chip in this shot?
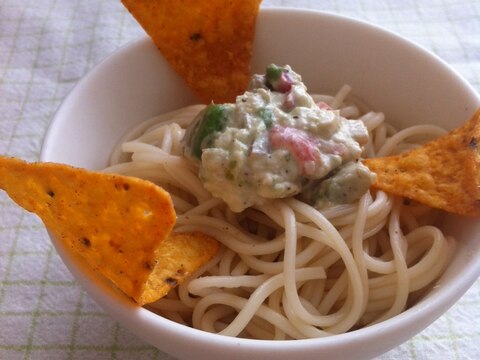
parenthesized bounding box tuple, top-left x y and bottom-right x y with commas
(364, 108, 480, 217)
(82, 237, 91, 247)
(121, 0, 262, 104)
(165, 277, 178, 286)
(469, 136, 478, 149)
(190, 32, 202, 42)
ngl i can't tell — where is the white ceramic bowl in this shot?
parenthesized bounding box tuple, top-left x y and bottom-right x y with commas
(41, 8, 480, 360)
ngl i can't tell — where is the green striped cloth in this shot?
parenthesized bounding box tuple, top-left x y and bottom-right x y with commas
(1, 1, 479, 359)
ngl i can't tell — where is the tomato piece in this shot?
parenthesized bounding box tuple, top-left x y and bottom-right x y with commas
(269, 126, 320, 175)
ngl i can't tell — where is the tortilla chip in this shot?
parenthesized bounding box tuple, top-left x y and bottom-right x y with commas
(364, 109, 480, 217)
(0, 157, 218, 305)
(142, 232, 219, 304)
(121, 0, 262, 104)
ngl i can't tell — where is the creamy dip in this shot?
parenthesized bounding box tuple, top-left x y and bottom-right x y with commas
(183, 65, 375, 212)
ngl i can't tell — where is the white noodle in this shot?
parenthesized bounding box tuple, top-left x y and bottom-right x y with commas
(107, 86, 455, 339)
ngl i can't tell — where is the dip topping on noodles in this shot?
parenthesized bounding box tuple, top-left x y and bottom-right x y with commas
(183, 64, 375, 212)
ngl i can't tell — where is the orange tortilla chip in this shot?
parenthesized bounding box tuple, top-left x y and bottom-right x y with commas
(121, 0, 262, 104)
(142, 232, 219, 304)
(0, 157, 218, 305)
(364, 109, 480, 217)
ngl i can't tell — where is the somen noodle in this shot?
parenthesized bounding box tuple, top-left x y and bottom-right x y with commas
(103, 85, 455, 340)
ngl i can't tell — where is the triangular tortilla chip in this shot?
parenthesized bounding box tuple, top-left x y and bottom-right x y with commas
(0, 156, 218, 304)
(364, 109, 480, 217)
(121, 0, 262, 104)
(143, 231, 219, 304)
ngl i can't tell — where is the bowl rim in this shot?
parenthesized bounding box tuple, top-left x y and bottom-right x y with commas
(40, 5, 480, 356)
